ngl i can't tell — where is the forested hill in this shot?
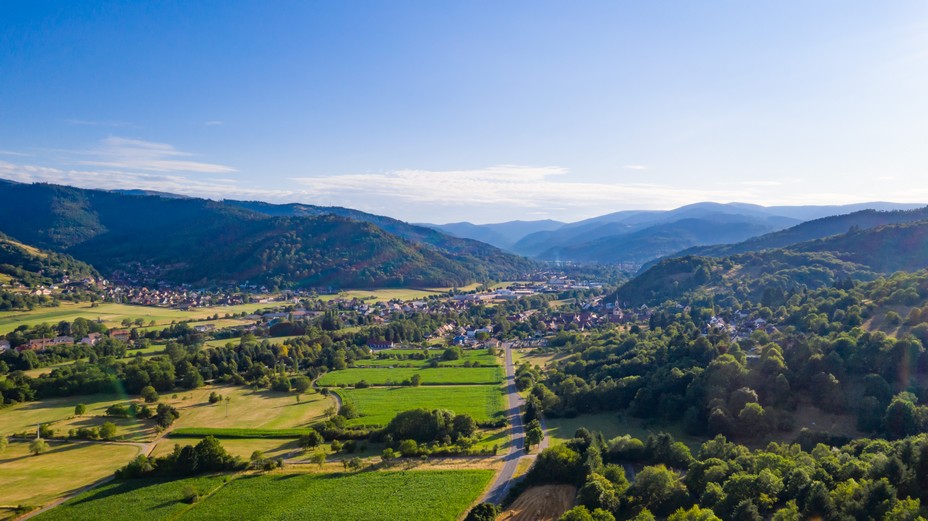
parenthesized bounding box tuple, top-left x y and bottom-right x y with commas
(0, 181, 533, 288)
(0, 232, 99, 287)
(613, 219, 928, 306)
(672, 206, 928, 260)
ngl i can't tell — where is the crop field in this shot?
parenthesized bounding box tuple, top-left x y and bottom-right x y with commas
(35, 470, 493, 521)
(32, 475, 229, 521)
(317, 366, 502, 386)
(0, 440, 140, 514)
(359, 349, 501, 367)
(336, 385, 504, 426)
(0, 301, 272, 334)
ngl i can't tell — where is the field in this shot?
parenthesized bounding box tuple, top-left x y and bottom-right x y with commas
(498, 485, 576, 521)
(0, 301, 272, 334)
(35, 470, 495, 521)
(546, 413, 706, 451)
(336, 385, 505, 426)
(165, 385, 336, 432)
(317, 366, 503, 386)
(202, 335, 303, 349)
(0, 440, 141, 514)
(0, 393, 141, 438)
(359, 349, 501, 367)
(31, 475, 229, 521)
(151, 437, 301, 461)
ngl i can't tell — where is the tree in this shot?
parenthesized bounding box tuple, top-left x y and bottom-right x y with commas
(0, 435, 8, 453)
(141, 385, 159, 403)
(339, 401, 359, 419)
(525, 420, 544, 451)
(30, 438, 49, 456)
(74, 403, 86, 416)
(156, 403, 180, 428)
(381, 447, 397, 463)
(398, 439, 419, 457)
(347, 457, 363, 471)
(99, 421, 118, 441)
(668, 505, 722, 521)
(292, 376, 312, 394)
(298, 429, 324, 449)
(310, 451, 326, 468)
(465, 503, 501, 521)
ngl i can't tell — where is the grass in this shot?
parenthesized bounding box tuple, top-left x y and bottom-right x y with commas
(358, 350, 501, 367)
(32, 475, 229, 521)
(317, 288, 446, 302)
(546, 412, 706, 452)
(202, 335, 303, 349)
(165, 386, 336, 432)
(0, 301, 272, 334)
(185, 470, 493, 521)
(170, 428, 314, 439)
(0, 393, 141, 438)
(336, 385, 505, 427)
(317, 366, 502, 386)
(151, 438, 301, 461)
(0, 440, 141, 512)
(34, 470, 494, 521)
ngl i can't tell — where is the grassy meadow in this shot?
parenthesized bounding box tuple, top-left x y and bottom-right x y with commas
(0, 440, 140, 513)
(317, 366, 503, 386)
(0, 301, 272, 334)
(34, 470, 494, 521)
(336, 385, 504, 426)
(359, 350, 501, 367)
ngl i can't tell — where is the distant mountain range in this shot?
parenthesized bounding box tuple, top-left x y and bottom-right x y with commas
(424, 202, 926, 265)
(0, 181, 533, 289)
(612, 213, 928, 306)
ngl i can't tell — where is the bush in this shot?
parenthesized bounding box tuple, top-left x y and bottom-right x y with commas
(106, 404, 130, 418)
(141, 386, 159, 403)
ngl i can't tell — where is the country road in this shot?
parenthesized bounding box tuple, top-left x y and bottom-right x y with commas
(481, 342, 548, 505)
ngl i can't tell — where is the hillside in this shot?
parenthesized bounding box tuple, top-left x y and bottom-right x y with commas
(613, 219, 928, 306)
(0, 233, 99, 287)
(675, 206, 928, 259)
(0, 181, 533, 289)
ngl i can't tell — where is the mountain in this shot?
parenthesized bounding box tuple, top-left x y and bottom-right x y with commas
(0, 232, 99, 287)
(420, 219, 565, 250)
(0, 181, 533, 289)
(613, 219, 928, 306)
(673, 206, 928, 260)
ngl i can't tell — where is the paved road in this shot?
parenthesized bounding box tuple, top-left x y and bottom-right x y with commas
(481, 342, 537, 505)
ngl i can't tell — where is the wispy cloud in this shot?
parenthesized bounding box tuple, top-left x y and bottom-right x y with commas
(0, 150, 31, 157)
(204, 120, 223, 126)
(624, 164, 648, 170)
(77, 137, 236, 174)
(741, 180, 782, 187)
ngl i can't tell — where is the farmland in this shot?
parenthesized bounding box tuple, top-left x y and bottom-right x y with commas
(0, 301, 271, 334)
(0, 440, 141, 518)
(34, 470, 494, 521)
(359, 349, 501, 367)
(316, 366, 503, 386)
(336, 385, 505, 426)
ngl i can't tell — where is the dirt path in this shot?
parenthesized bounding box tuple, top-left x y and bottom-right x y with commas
(498, 485, 576, 521)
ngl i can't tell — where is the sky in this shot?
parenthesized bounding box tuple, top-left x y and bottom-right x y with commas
(1, 1, 928, 224)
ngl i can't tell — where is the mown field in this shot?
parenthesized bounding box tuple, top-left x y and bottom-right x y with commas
(202, 335, 303, 349)
(0, 440, 140, 515)
(0, 301, 272, 334)
(336, 385, 505, 426)
(317, 366, 503, 386)
(35, 470, 494, 521)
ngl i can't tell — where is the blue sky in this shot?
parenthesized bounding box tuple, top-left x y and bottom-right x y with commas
(1, 1, 927, 223)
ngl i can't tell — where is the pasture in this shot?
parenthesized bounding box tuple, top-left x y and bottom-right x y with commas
(317, 366, 502, 386)
(336, 385, 504, 426)
(359, 349, 501, 367)
(0, 440, 140, 514)
(35, 470, 494, 521)
(0, 301, 271, 334)
(0, 393, 142, 438)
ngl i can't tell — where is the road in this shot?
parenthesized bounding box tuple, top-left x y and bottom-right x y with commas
(481, 342, 548, 505)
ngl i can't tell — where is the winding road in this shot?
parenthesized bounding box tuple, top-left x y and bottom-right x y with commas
(481, 342, 548, 504)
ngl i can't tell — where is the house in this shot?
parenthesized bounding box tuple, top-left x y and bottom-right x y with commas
(81, 332, 102, 346)
(0, 340, 10, 352)
(193, 324, 216, 333)
(367, 340, 395, 350)
(53, 336, 75, 345)
(109, 329, 131, 342)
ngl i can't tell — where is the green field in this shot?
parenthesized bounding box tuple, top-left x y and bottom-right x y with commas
(0, 301, 272, 334)
(202, 335, 303, 349)
(546, 412, 706, 451)
(32, 475, 229, 521)
(336, 385, 504, 426)
(35, 470, 494, 521)
(0, 393, 143, 438)
(0, 440, 141, 513)
(317, 366, 502, 386)
(358, 350, 501, 368)
(165, 386, 335, 432)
